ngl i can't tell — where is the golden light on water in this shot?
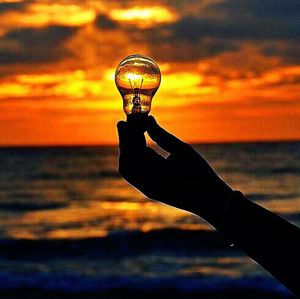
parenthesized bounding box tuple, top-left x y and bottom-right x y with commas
(3, 194, 299, 239)
(3, 200, 206, 239)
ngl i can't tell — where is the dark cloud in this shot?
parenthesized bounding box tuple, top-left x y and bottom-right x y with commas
(0, 48, 72, 64)
(95, 14, 119, 30)
(201, 0, 300, 63)
(0, 1, 26, 14)
(140, 0, 300, 63)
(5, 25, 78, 46)
(172, 16, 300, 41)
(263, 42, 300, 64)
(0, 25, 78, 64)
(128, 21, 239, 62)
(203, 0, 300, 40)
(147, 35, 238, 62)
(211, 0, 300, 19)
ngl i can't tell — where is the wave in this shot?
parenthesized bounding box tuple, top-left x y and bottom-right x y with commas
(0, 229, 294, 298)
(28, 170, 120, 180)
(0, 201, 67, 212)
(0, 273, 292, 297)
(245, 192, 299, 201)
(0, 229, 233, 260)
(219, 167, 300, 177)
(270, 167, 300, 174)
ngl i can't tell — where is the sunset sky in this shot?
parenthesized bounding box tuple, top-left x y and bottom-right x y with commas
(1, 0, 300, 145)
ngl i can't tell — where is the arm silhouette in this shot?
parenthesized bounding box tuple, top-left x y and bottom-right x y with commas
(117, 115, 300, 296)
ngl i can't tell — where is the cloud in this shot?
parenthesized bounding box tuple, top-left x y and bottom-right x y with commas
(263, 42, 300, 64)
(95, 14, 119, 30)
(205, 0, 300, 40)
(0, 25, 78, 64)
(127, 19, 239, 62)
(210, 0, 300, 19)
(171, 16, 300, 41)
(127, 0, 300, 64)
(5, 25, 78, 45)
(0, 49, 69, 64)
(147, 35, 238, 62)
(0, 1, 26, 14)
(0, 2, 96, 27)
(200, 0, 300, 63)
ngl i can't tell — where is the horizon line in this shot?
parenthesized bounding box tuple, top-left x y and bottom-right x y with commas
(1, 138, 300, 148)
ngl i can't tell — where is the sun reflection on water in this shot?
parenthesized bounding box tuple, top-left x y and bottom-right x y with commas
(2, 195, 207, 240)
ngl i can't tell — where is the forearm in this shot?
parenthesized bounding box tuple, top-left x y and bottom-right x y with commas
(220, 192, 300, 296)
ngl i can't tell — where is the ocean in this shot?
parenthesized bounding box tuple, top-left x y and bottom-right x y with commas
(0, 142, 299, 298)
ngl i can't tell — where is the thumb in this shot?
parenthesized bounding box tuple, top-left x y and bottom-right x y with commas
(146, 116, 188, 154)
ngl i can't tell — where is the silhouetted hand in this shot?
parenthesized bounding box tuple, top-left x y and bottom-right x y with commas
(117, 116, 300, 295)
(117, 116, 232, 230)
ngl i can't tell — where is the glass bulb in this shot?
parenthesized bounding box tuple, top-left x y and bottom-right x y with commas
(115, 54, 161, 115)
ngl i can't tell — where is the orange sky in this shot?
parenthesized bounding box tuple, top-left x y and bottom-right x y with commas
(0, 0, 300, 145)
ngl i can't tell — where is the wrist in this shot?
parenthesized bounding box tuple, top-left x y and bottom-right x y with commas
(219, 190, 246, 246)
(194, 178, 233, 230)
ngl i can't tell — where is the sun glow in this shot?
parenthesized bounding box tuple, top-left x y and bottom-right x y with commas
(110, 6, 178, 28)
(3, 70, 117, 100)
(1, 3, 96, 27)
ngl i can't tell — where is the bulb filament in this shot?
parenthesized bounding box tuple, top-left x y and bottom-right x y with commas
(129, 78, 143, 114)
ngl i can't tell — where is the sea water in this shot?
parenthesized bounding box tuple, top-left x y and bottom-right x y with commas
(0, 142, 299, 298)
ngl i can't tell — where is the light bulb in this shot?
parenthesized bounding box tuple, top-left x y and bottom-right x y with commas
(115, 54, 161, 116)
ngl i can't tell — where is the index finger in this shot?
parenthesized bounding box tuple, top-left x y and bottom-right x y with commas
(146, 116, 190, 154)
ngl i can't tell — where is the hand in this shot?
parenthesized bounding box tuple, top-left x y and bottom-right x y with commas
(117, 116, 232, 230)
